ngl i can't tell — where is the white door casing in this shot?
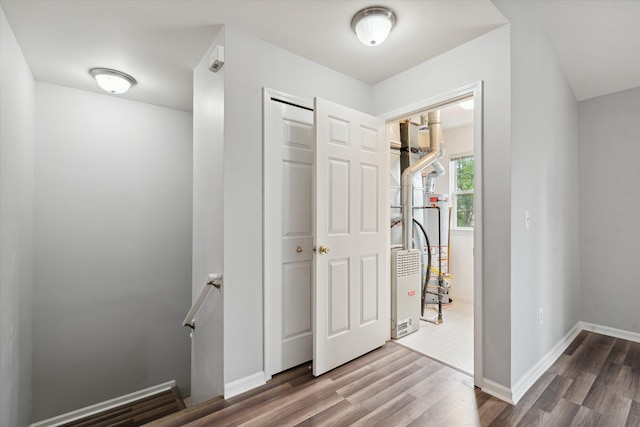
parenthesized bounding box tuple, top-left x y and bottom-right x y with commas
(267, 98, 314, 375)
(313, 97, 389, 376)
(378, 81, 484, 387)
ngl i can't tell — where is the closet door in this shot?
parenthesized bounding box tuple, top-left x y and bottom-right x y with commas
(267, 99, 314, 375)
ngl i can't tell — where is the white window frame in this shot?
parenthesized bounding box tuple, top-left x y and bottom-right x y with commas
(450, 152, 474, 231)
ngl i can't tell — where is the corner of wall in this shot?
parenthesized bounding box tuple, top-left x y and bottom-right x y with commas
(190, 26, 226, 405)
(510, 322, 581, 404)
(0, 5, 35, 426)
(223, 371, 266, 399)
(482, 379, 515, 405)
(484, 320, 581, 406)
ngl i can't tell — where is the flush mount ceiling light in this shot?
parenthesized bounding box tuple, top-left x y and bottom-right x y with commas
(351, 6, 396, 47)
(89, 68, 137, 94)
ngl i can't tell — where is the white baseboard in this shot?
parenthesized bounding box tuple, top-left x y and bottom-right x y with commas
(487, 321, 640, 407)
(224, 371, 265, 399)
(510, 322, 582, 405)
(482, 378, 514, 404)
(579, 321, 640, 343)
(30, 380, 176, 427)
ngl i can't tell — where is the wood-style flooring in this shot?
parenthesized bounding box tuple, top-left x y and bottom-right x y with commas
(147, 331, 640, 426)
(61, 387, 185, 427)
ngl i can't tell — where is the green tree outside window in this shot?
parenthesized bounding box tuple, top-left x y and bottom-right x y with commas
(452, 156, 474, 228)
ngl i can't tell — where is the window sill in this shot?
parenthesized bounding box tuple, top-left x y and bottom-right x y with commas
(451, 228, 474, 235)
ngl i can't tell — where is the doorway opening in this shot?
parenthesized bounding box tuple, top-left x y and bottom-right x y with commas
(381, 82, 483, 385)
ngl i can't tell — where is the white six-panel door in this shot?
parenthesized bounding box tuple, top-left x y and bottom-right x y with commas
(313, 98, 388, 376)
(267, 99, 314, 375)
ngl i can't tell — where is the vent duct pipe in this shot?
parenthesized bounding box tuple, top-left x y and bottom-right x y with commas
(423, 150, 445, 194)
(402, 110, 443, 250)
(417, 114, 445, 195)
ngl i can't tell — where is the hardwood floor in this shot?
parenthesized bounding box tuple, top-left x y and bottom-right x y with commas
(147, 331, 640, 426)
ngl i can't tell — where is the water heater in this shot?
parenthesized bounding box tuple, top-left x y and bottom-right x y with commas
(424, 193, 451, 305)
(425, 193, 449, 275)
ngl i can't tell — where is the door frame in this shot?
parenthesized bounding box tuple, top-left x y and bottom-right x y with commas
(379, 81, 484, 387)
(262, 88, 313, 381)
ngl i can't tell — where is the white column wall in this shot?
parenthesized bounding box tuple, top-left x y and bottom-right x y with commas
(191, 26, 226, 405)
(492, 1, 581, 386)
(578, 88, 640, 333)
(0, 6, 35, 426)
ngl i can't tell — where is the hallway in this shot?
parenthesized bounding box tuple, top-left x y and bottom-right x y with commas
(148, 331, 639, 426)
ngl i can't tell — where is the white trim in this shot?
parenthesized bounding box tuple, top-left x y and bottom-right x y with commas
(379, 81, 485, 388)
(224, 371, 266, 399)
(472, 82, 484, 388)
(29, 381, 176, 427)
(450, 228, 473, 235)
(482, 378, 514, 405)
(378, 82, 481, 121)
(450, 151, 475, 162)
(511, 322, 582, 404)
(495, 321, 639, 407)
(580, 321, 640, 343)
(262, 88, 313, 381)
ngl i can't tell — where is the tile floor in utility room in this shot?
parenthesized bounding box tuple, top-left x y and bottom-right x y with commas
(397, 300, 474, 375)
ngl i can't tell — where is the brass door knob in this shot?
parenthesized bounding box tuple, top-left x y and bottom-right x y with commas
(296, 246, 303, 253)
(318, 245, 330, 254)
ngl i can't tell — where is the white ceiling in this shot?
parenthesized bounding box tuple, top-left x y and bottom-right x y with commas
(533, 1, 640, 101)
(0, 1, 637, 111)
(0, 0, 506, 111)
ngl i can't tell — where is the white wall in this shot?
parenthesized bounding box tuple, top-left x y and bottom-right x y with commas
(578, 87, 640, 332)
(0, 7, 35, 427)
(436, 125, 474, 305)
(372, 25, 513, 388)
(32, 83, 193, 421)
(191, 26, 225, 404)
(492, 1, 581, 386)
(221, 25, 372, 388)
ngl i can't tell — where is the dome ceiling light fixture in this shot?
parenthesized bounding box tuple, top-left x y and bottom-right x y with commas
(89, 68, 137, 94)
(351, 6, 397, 47)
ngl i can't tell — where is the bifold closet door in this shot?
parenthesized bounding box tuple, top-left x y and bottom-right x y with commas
(268, 100, 314, 375)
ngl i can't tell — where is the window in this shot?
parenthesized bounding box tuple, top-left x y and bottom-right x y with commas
(451, 154, 474, 229)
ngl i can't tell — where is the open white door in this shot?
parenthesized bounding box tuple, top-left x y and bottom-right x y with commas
(313, 97, 388, 376)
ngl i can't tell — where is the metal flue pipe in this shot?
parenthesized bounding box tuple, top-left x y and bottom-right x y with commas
(423, 149, 445, 194)
(402, 110, 443, 250)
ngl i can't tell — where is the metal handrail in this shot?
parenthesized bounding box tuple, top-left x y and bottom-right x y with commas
(182, 273, 222, 329)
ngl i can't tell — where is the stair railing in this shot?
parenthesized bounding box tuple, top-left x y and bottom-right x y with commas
(182, 273, 222, 329)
